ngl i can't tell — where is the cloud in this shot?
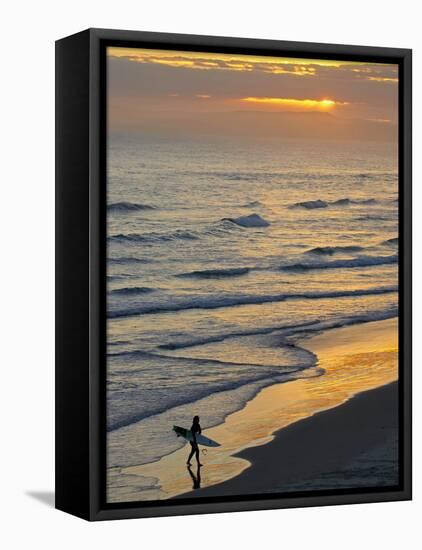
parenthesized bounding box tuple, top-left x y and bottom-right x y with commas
(367, 76, 399, 83)
(106, 48, 399, 136)
(117, 53, 319, 77)
(108, 48, 398, 82)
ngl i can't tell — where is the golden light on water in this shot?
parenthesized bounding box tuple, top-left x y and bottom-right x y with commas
(241, 96, 348, 111)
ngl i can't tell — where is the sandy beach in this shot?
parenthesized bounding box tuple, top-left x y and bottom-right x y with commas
(111, 317, 398, 502)
(180, 382, 398, 498)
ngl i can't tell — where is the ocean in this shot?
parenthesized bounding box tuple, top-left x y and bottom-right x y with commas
(106, 134, 398, 482)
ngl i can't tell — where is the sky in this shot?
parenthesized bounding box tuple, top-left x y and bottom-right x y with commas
(107, 47, 398, 142)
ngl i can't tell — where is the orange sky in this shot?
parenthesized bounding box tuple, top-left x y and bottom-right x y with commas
(107, 47, 398, 141)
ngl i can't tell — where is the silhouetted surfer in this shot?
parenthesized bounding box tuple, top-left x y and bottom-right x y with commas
(187, 415, 203, 467)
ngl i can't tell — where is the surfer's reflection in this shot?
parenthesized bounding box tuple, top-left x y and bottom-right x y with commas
(187, 465, 201, 490)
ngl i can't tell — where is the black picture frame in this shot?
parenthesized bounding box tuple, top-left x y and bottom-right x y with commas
(55, 28, 412, 521)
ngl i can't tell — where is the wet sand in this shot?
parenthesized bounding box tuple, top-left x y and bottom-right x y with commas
(180, 381, 398, 498)
(114, 317, 398, 502)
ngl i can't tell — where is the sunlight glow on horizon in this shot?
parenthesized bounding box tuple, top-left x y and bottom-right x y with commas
(106, 46, 398, 137)
(368, 76, 399, 83)
(241, 97, 349, 111)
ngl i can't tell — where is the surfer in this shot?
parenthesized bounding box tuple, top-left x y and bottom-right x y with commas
(187, 415, 203, 467)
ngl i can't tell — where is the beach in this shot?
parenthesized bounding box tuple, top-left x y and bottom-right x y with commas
(180, 383, 398, 498)
(105, 49, 399, 505)
(109, 316, 398, 502)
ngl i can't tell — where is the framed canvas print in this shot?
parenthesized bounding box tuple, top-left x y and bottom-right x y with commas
(55, 28, 412, 521)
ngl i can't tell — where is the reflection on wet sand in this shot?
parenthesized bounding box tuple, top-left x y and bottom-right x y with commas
(187, 465, 201, 490)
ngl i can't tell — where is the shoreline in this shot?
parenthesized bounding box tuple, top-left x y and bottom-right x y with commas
(179, 381, 398, 498)
(111, 317, 398, 502)
(176, 317, 399, 499)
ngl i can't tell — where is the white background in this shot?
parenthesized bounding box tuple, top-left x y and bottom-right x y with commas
(1, 1, 419, 548)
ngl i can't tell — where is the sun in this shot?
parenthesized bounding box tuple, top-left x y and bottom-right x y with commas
(320, 99, 336, 109)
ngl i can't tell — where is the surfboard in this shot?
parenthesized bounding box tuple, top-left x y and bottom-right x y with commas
(173, 425, 221, 447)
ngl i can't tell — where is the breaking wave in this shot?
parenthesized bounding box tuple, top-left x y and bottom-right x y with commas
(281, 254, 398, 272)
(108, 285, 398, 318)
(222, 213, 270, 227)
(110, 287, 155, 296)
(109, 230, 198, 244)
(176, 267, 251, 279)
(291, 197, 377, 209)
(108, 201, 155, 212)
(306, 245, 365, 255)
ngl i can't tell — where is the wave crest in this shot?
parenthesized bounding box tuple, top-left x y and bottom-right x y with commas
(292, 199, 327, 209)
(222, 213, 270, 227)
(108, 285, 398, 318)
(382, 237, 399, 246)
(177, 267, 250, 279)
(110, 286, 155, 296)
(108, 201, 155, 212)
(282, 254, 398, 272)
(108, 256, 151, 264)
(306, 245, 365, 255)
(109, 230, 198, 244)
(291, 197, 377, 209)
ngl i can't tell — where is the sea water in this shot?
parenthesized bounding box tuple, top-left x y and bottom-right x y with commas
(106, 135, 398, 472)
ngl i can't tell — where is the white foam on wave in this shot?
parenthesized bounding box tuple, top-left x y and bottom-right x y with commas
(108, 285, 398, 318)
(223, 213, 270, 227)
